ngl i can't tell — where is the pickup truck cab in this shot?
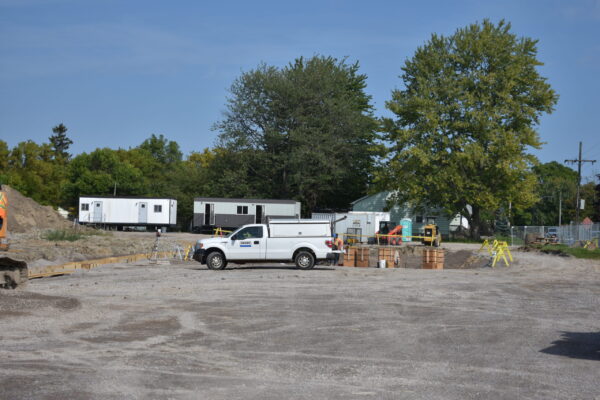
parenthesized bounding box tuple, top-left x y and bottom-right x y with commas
(193, 220, 334, 270)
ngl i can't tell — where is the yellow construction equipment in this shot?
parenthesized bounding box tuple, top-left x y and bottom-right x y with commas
(421, 224, 441, 247)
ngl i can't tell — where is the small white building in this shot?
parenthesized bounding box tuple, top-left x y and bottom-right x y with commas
(78, 196, 177, 230)
(312, 211, 391, 242)
(193, 197, 301, 232)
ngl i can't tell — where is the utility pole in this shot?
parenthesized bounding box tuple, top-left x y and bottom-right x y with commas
(113, 182, 117, 196)
(565, 141, 596, 224)
(558, 192, 562, 226)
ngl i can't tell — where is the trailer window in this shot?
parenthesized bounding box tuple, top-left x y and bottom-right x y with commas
(237, 206, 248, 215)
(154, 205, 162, 213)
(81, 203, 89, 211)
(416, 215, 423, 223)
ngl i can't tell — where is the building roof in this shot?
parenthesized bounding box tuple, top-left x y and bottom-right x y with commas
(193, 197, 299, 204)
(79, 195, 176, 201)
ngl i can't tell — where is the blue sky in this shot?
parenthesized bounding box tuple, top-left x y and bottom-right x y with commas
(1, 0, 599, 180)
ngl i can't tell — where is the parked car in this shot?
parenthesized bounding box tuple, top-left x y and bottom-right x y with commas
(545, 227, 559, 243)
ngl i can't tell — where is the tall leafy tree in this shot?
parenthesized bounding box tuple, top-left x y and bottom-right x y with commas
(0, 140, 9, 185)
(5, 140, 63, 205)
(380, 20, 558, 238)
(49, 123, 73, 161)
(214, 55, 379, 213)
(63, 148, 148, 206)
(512, 162, 578, 225)
(580, 181, 597, 222)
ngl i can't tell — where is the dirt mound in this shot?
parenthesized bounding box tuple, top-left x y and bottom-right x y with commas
(1, 185, 72, 233)
(444, 250, 488, 269)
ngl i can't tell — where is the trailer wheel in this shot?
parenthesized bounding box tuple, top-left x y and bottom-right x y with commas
(206, 252, 227, 270)
(295, 250, 315, 270)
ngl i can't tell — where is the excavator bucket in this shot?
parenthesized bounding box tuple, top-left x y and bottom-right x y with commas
(0, 257, 28, 289)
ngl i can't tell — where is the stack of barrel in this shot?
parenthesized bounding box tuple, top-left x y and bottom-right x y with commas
(422, 249, 444, 269)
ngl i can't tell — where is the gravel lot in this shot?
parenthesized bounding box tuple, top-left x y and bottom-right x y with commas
(1, 248, 599, 399)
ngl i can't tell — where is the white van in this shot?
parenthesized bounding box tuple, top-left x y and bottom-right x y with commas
(193, 220, 334, 270)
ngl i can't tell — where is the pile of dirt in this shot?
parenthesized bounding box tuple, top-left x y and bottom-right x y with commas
(1, 185, 72, 233)
(444, 249, 488, 269)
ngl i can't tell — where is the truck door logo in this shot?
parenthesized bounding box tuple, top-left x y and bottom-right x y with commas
(240, 241, 252, 247)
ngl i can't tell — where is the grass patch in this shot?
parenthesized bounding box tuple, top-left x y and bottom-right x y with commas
(43, 228, 108, 242)
(535, 244, 600, 260)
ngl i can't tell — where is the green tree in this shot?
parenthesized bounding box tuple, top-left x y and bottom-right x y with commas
(138, 134, 182, 166)
(513, 161, 578, 225)
(5, 140, 63, 205)
(63, 148, 147, 207)
(215, 55, 379, 213)
(580, 181, 597, 222)
(49, 123, 73, 161)
(0, 140, 9, 185)
(380, 20, 558, 238)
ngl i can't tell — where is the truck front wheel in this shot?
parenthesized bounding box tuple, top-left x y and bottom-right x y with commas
(206, 252, 227, 270)
(295, 251, 315, 270)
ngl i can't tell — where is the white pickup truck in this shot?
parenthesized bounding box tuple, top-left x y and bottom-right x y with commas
(193, 219, 335, 270)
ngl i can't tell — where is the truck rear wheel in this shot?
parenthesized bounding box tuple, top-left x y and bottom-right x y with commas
(295, 251, 315, 270)
(206, 252, 227, 270)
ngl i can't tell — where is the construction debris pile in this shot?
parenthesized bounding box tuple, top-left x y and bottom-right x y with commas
(339, 246, 488, 269)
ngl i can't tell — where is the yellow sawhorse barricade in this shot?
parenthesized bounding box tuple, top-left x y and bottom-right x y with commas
(479, 239, 513, 267)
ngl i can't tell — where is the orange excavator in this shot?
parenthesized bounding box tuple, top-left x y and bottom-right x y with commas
(0, 189, 29, 288)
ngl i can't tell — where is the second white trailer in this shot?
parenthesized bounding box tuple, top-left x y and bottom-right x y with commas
(193, 197, 301, 232)
(79, 196, 177, 230)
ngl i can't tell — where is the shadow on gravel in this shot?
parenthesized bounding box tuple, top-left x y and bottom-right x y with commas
(229, 265, 335, 271)
(186, 265, 335, 271)
(541, 331, 600, 361)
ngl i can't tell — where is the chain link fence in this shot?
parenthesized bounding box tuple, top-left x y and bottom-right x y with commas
(507, 224, 600, 246)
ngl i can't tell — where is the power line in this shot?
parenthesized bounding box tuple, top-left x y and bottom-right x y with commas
(582, 141, 600, 158)
(565, 141, 596, 224)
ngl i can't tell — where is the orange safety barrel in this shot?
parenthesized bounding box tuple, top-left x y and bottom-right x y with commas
(0, 191, 7, 238)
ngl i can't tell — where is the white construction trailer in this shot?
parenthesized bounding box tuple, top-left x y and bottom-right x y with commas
(78, 196, 177, 230)
(312, 211, 390, 243)
(193, 197, 301, 232)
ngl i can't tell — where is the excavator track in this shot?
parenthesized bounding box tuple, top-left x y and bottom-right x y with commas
(0, 257, 28, 289)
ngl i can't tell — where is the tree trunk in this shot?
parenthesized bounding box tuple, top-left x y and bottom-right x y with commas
(469, 206, 481, 240)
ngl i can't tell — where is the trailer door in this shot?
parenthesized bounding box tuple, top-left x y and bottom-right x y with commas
(92, 201, 103, 223)
(204, 203, 215, 225)
(255, 205, 264, 224)
(138, 202, 148, 223)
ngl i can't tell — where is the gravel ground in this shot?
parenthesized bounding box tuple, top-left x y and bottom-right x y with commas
(1, 250, 599, 399)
